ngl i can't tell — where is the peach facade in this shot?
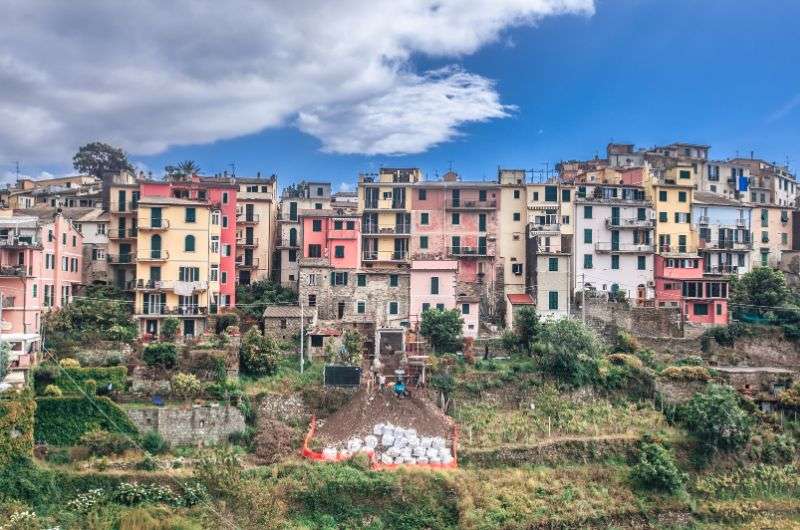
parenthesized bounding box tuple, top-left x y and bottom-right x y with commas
(409, 260, 478, 339)
(654, 255, 728, 324)
(301, 212, 361, 269)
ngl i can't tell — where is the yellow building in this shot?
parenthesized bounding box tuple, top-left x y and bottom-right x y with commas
(235, 175, 277, 284)
(103, 172, 140, 291)
(497, 169, 528, 324)
(358, 168, 419, 263)
(134, 196, 221, 338)
(645, 164, 697, 255)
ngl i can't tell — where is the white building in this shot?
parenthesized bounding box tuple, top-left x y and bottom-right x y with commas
(692, 191, 752, 276)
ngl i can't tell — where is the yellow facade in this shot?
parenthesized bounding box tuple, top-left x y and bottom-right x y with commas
(358, 168, 419, 262)
(106, 178, 140, 290)
(134, 197, 220, 336)
(646, 166, 696, 254)
(236, 177, 277, 282)
(497, 170, 528, 302)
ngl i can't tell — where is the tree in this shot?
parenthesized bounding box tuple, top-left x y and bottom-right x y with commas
(161, 317, 180, 341)
(0, 341, 10, 382)
(681, 384, 753, 454)
(165, 160, 201, 178)
(513, 306, 541, 354)
(73, 142, 134, 177)
(240, 328, 280, 376)
(538, 318, 602, 387)
(630, 440, 685, 493)
(236, 280, 298, 319)
(730, 267, 790, 314)
(171, 372, 201, 401)
(420, 308, 463, 353)
(143, 342, 178, 368)
(337, 329, 363, 366)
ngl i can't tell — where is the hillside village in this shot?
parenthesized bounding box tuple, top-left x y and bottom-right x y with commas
(2, 141, 800, 528)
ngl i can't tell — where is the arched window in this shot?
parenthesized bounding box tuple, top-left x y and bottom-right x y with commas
(185, 235, 196, 252)
(289, 227, 297, 246)
(150, 234, 162, 259)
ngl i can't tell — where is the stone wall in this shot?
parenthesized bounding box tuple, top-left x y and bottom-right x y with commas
(584, 298, 684, 339)
(125, 404, 245, 446)
(704, 327, 800, 368)
(264, 315, 312, 342)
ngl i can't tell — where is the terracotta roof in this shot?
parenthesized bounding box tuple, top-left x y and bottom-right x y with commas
(263, 305, 308, 318)
(309, 327, 341, 337)
(507, 293, 534, 305)
(693, 191, 746, 207)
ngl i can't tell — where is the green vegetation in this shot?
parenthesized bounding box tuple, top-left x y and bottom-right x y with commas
(538, 318, 603, 387)
(72, 141, 134, 177)
(239, 327, 280, 376)
(679, 384, 753, 456)
(420, 308, 464, 353)
(171, 372, 202, 401)
(34, 397, 139, 446)
(336, 328, 364, 366)
(143, 342, 178, 368)
(512, 306, 541, 354)
(630, 438, 685, 493)
(0, 342, 10, 382)
(79, 429, 135, 457)
(33, 364, 127, 395)
(236, 279, 298, 320)
(0, 391, 35, 466)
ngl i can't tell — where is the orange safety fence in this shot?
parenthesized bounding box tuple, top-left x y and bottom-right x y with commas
(300, 416, 458, 470)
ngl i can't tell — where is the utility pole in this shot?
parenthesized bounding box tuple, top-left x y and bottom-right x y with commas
(299, 300, 305, 374)
(581, 273, 586, 324)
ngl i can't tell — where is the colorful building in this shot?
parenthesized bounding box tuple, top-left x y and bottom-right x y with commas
(692, 191, 752, 276)
(102, 171, 140, 291)
(359, 168, 418, 264)
(408, 260, 478, 338)
(496, 169, 528, 323)
(278, 182, 332, 288)
(654, 254, 728, 325)
(235, 174, 277, 284)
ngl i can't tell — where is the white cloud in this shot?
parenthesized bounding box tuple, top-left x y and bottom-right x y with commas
(767, 93, 800, 123)
(338, 182, 353, 192)
(0, 1, 593, 164)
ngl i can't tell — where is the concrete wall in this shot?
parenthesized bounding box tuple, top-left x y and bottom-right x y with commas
(126, 404, 245, 446)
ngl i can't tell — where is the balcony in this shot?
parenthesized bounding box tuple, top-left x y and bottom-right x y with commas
(236, 257, 260, 269)
(704, 265, 739, 276)
(137, 305, 208, 317)
(0, 265, 32, 277)
(362, 250, 408, 261)
(276, 238, 299, 249)
(657, 245, 689, 254)
(278, 211, 299, 222)
(378, 224, 411, 236)
(139, 219, 170, 230)
(698, 216, 710, 225)
(446, 246, 494, 258)
(363, 200, 406, 211)
(528, 222, 561, 235)
(0, 237, 41, 249)
(444, 199, 497, 210)
(236, 213, 260, 224)
(606, 218, 654, 229)
(135, 279, 208, 291)
(107, 253, 137, 265)
(138, 249, 169, 262)
(236, 238, 259, 248)
(108, 227, 138, 240)
(595, 242, 655, 253)
(109, 201, 138, 214)
(700, 239, 752, 251)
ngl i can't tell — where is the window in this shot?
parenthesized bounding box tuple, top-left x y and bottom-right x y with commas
(347, 221, 355, 230)
(97, 224, 106, 235)
(782, 233, 788, 245)
(92, 249, 105, 260)
(222, 192, 229, 204)
(420, 236, 429, 249)
(716, 303, 723, 316)
(48, 230, 53, 242)
(311, 335, 323, 347)
(584, 254, 593, 269)
(316, 187, 323, 196)
(184, 235, 196, 251)
(548, 257, 558, 271)
(431, 276, 439, 294)
(72, 235, 77, 246)
(420, 212, 429, 225)
(451, 213, 460, 225)
(479, 189, 487, 202)
(659, 190, 667, 202)
(211, 236, 219, 253)
(584, 206, 593, 219)
(224, 244, 232, 257)
(545, 186, 558, 202)
(418, 189, 427, 200)
(308, 294, 317, 307)
(659, 212, 668, 223)
(211, 212, 219, 225)
(389, 301, 398, 315)
(185, 207, 196, 223)
(179, 267, 200, 281)
(334, 220, 343, 230)
(357, 301, 366, 314)
(62, 233, 67, 245)
(308, 244, 322, 257)
(32, 284, 37, 298)
(583, 229, 592, 244)
(548, 291, 558, 310)
(210, 265, 219, 281)
(331, 271, 348, 285)
(389, 274, 399, 287)
(513, 212, 521, 221)
(611, 255, 619, 269)
(679, 170, 691, 179)
(637, 256, 646, 270)
(288, 249, 297, 262)
(334, 245, 345, 258)
(694, 303, 709, 315)
(513, 189, 520, 199)
(422, 303, 430, 312)
(561, 189, 571, 202)
(222, 216, 228, 228)
(221, 272, 228, 284)
(312, 219, 322, 232)
(512, 263, 523, 275)
(62, 257, 68, 271)
(357, 273, 366, 286)
(678, 191, 687, 202)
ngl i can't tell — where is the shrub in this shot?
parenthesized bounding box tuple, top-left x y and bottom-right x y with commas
(420, 308, 464, 353)
(680, 384, 753, 454)
(630, 441, 685, 494)
(143, 342, 178, 368)
(216, 313, 239, 334)
(0, 392, 36, 467)
(660, 365, 711, 382)
(59, 358, 80, 369)
(538, 318, 602, 387)
(778, 382, 800, 407)
(42, 384, 62, 397)
(79, 429, 134, 456)
(675, 355, 704, 366)
(45, 448, 71, 465)
(606, 353, 644, 371)
(239, 328, 279, 376)
(337, 329, 364, 366)
(513, 306, 542, 354)
(33, 364, 127, 395)
(84, 378, 97, 396)
(141, 430, 170, 455)
(752, 433, 798, 464)
(171, 372, 201, 401)
(701, 322, 750, 351)
(34, 397, 139, 446)
(135, 454, 159, 471)
(161, 317, 180, 341)
(614, 331, 639, 353)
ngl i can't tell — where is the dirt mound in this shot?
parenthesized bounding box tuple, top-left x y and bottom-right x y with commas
(253, 418, 296, 464)
(316, 389, 453, 444)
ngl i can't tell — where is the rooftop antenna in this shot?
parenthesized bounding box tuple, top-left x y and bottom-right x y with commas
(15, 161, 20, 182)
(229, 163, 236, 178)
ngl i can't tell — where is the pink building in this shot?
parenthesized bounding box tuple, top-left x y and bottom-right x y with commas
(654, 255, 728, 325)
(410, 178, 499, 287)
(301, 209, 361, 268)
(1, 211, 83, 381)
(409, 260, 479, 339)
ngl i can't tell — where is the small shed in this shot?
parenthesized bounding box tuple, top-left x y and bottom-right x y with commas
(263, 305, 314, 341)
(505, 293, 535, 328)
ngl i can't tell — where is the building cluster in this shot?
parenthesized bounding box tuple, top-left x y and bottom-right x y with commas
(1, 141, 799, 383)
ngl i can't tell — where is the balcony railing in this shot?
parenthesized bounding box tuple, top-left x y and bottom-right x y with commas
(0, 265, 32, 277)
(595, 242, 655, 253)
(701, 239, 752, 251)
(139, 219, 170, 230)
(107, 253, 137, 264)
(444, 199, 497, 210)
(139, 305, 208, 316)
(362, 250, 408, 261)
(0, 237, 41, 249)
(236, 238, 259, 248)
(110, 201, 138, 213)
(605, 218, 654, 229)
(135, 279, 208, 291)
(657, 245, 688, 254)
(109, 228, 138, 239)
(236, 213, 260, 224)
(363, 223, 379, 234)
(698, 216, 710, 225)
(138, 249, 169, 261)
(705, 265, 739, 275)
(378, 224, 411, 235)
(446, 246, 493, 257)
(528, 222, 561, 234)
(235, 257, 261, 269)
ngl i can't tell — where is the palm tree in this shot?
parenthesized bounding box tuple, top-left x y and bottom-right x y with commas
(177, 160, 201, 175)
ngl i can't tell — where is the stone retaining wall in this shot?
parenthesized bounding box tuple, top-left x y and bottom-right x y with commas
(125, 404, 245, 446)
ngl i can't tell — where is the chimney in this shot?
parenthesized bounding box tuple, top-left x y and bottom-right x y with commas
(751, 150, 754, 160)
(257, 171, 261, 178)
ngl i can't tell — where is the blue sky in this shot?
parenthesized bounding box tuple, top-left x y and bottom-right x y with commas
(4, 1, 800, 190)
